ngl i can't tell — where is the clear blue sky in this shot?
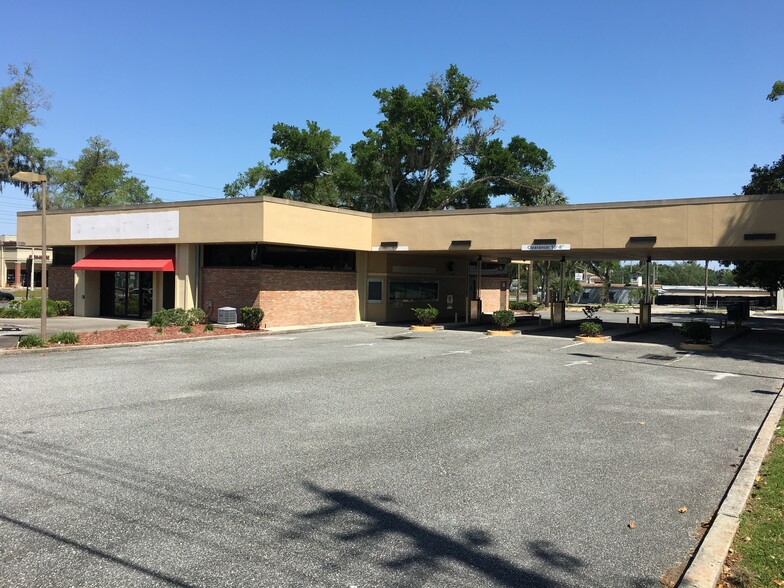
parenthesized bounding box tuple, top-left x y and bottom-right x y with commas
(2, 0, 782, 235)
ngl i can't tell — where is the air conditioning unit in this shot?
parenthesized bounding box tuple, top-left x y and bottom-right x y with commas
(217, 307, 237, 325)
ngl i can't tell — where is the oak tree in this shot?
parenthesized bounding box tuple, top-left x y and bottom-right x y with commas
(0, 64, 54, 194)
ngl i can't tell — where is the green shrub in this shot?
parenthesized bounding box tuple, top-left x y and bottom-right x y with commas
(412, 304, 439, 325)
(53, 300, 73, 316)
(5, 298, 72, 318)
(492, 310, 516, 329)
(18, 335, 45, 348)
(509, 301, 540, 314)
(680, 320, 711, 343)
(48, 331, 80, 345)
(188, 307, 207, 325)
(579, 321, 603, 337)
(239, 307, 264, 330)
(155, 326, 164, 334)
(180, 325, 193, 334)
(204, 323, 214, 332)
(148, 308, 195, 327)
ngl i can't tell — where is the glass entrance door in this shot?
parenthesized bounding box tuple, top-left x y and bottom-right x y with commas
(108, 271, 153, 318)
(114, 272, 128, 316)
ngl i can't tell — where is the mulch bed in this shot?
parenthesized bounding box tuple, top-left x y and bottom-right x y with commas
(50, 324, 252, 347)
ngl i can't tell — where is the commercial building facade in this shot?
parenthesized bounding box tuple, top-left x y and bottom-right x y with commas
(15, 194, 784, 326)
(0, 235, 51, 289)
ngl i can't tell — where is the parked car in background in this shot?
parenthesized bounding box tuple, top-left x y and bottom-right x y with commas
(0, 291, 14, 301)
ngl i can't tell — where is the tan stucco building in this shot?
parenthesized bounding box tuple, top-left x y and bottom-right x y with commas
(0, 235, 51, 289)
(15, 194, 784, 326)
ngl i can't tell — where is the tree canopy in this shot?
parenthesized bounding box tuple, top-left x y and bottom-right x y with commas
(741, 154, 784, 195)
(0, 64, 54, 194)
(726, 80, 784, 292)
(45, 136, 160, 209)
(768, 80, 783, 102)
(226, 65, 562, 212)
(655, 261, 734, 286)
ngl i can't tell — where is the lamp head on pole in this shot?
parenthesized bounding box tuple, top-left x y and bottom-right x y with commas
(11, 171, 47, 184)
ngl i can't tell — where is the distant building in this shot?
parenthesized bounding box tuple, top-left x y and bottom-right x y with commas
(577, 284, 776, 308)
(654, 285, 775, 308)
(0, 235, 51, 288)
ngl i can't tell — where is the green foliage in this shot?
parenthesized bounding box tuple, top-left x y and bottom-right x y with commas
(0, 306, 20, 317)
(224, 121, 360, 208)
(45, 136, 161, 209)
(509, 300, 540, 314)
(586, 261, 621, 304)
(1, 298, 70, 318)
(628, 286, 658, 304)
(204, 323, 214, 332)
(226, 65, 560, 212)
(492, 310, 515, 329)
(579, 321, 603, 337)
(239, 306, 264, 330)
(53, 300, 72, 315)
(724, 149, 784, 292)
(741, 153, 784, 196)
(680, 320, 712, 343)
(18, 334, 44, 348)
(412, 304, 439, 326)
(180, 325, 193, 334)
(148, 307, 206, 328)
(48, 331, 79, 344)
(187, 307, 206, 324)
(654, 261, 727, 287)
(768, 80, 784, 101)
(729, 260, 784, 293)
(117, 324, 129, 329)
(0, 64, 54, 194)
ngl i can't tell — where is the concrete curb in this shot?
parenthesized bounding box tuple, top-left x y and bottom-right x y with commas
(677, 388, 784, 587)
(0, 321, 376, 355)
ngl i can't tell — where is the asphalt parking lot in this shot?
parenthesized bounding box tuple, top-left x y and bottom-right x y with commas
(1, 325, 782, 587)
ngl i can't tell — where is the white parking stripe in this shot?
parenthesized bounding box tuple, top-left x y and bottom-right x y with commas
(554, 342, 584, 350)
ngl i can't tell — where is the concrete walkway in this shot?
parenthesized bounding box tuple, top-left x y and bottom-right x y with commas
(0, 316, 149, 338)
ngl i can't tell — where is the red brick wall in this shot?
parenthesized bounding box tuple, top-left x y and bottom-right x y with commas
(48, 267, 75, 313)
(480, 277, 509, 313)
(201, 268, 357, 327)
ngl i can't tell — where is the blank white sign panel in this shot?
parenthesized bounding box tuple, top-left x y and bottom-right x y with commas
(70, 211, 180, 240)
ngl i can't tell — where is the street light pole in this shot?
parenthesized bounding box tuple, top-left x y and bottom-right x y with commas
(12, 172, 48, 339)
(40, 178, 47, 339)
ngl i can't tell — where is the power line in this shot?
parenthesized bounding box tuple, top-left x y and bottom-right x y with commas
(42, 155, 225, 192)
(147, 186, 222, 199)
(131, 173, 223, 191)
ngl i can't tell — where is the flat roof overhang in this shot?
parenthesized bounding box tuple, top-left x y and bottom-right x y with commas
(71, 246, 176, 272)
(16, 193, 784, 262)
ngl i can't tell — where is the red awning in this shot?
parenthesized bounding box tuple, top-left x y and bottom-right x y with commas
(71, 246, 176, 272)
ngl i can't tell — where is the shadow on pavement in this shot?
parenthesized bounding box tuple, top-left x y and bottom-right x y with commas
(0, 431, 586, 587)
(296, 481, 584, 587)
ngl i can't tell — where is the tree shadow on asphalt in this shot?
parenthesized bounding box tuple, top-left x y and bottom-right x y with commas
(293, 481, 589, 587)
(0, 432, 592, 587)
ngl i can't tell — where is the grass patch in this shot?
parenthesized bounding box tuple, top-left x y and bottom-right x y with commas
(729, 416, 784, 586)
(117, 324, 129, 329)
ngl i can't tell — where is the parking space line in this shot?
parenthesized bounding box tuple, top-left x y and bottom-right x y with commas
(554, 342, 584, 350)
